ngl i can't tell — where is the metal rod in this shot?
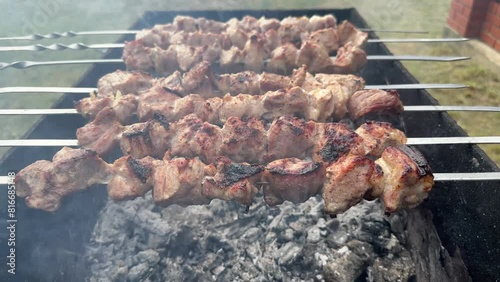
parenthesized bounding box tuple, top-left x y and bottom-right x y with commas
(433, 172, 500, 182)
(0, 55, 470, 70)
(0, 136, 498, 147)
(0, 87, 96, 94)
(0, 38, 469, 52)
(0, 59, 123, 70)
(406, 136, 500, 145)
(0, 105, 499, 116)
(0, 83, 469, 95)
(403, 106, 500, 112)
(366, 55, 470, 62)
(364, 84, 468, 90)
(0, 29, 430, 42)
(0, 30, 140, 41)
(367, 38, 469, 43)
(0, 172, 498, 185)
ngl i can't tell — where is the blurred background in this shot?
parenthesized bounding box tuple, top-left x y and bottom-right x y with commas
(0, 0, 498, 163)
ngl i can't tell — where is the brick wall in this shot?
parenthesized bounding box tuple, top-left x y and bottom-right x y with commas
(447, 0, 500, 51)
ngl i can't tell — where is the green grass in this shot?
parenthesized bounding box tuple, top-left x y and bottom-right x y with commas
(0, 0, 498, 164)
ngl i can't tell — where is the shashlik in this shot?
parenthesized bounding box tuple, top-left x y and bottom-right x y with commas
(15, 145, 434, 215)
(78, 111, 407, 163)
(123, 15, 368, 74)
(75, 65, 402, 126)
(124, 38, 366, 75)
(136, 14, 351, 47)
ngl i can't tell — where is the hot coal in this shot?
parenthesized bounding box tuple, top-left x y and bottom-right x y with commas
(85, 193, 468, 282)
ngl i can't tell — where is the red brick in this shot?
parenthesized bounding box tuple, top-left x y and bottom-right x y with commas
(493, 40, 500, 52)
(482, 21, 492, 33)
(451, 1, 464, 15)
(459, 0, 475, 8)
(455, 11, 472, 26)
(491, 2, 500, 15)
(447, 17, 458, 29)
(480, 31, 496, 46)
(490, 25, 500, 39)
(461, 5, 485, 20)
(473, 0, 490, 10)
(485, 12, 500, 28)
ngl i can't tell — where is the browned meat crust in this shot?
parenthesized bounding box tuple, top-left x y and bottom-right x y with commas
(80, 113, 407, 166)
(15, 145, 433, 215)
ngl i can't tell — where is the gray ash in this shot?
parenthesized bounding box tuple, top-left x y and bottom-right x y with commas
(85, 195, 467, 282)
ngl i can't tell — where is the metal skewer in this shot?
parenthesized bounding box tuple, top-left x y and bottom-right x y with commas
(1, 172, 499, 185)
(0, 105, 498, 116)
(0, 29, 430, 42)
(0, 38, 470, 52)
(0, 55, 470, 71)
(0, 136, 498, 147)
(0, 84, 469, 95)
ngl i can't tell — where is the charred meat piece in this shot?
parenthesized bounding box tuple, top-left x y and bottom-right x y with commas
(195, 17, 227, 33)
(97, 70, 153, 98)
(75, 92, 137, 124)
(122, 40, 155, 72)
(74, 95, 112, 121)
(261, 87, 309, 121)
(214, 71, 262, 95)
(309, 28, 339, 52)
(219, 46, 245, 72)
(297, 40, 334, 73)
(176, 45, 206, 71)
(355, 121, 407, 157)
(181, 61, 214, 93)
(347, 89, 404, 120)
(243, 33, 267, 72)
(15, 147, 111, 212)
(263, 158, 325, 206)
(265, 43, 299, 74)
(337, 20, 368, 47)
(76, 107, 124, 156)
(169, 94, 222, 124)
(267, 116, 316, 161)
(152, 45, 179, 75)
(153, 157, 210, 207)
(331, 42, 367, 74)
(323, 154, 377, 215)
(203, 157, 264, 206)
(136, 85, 180, 121)
(308, 15, 337, 31)
(314, 73, 365, 94)
(375, 146, 434, 213)
(119, 115, 171, 159)
(219, 116, 268, 163)
(168, 114, 222, 163)
(313, 123, 364, 164)
(173, 16, 198, 32)
(108, 156, 159, 201)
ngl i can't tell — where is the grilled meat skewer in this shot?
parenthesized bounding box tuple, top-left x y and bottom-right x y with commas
(124, 38, 366, 75)
(75, 64, 367, 123)
(15, 145, 433, 215)
(136, 14, 344, 47)
(78, 113, 406, 165)
(125, 15, 367, 74)
(75, 67, 402, 129)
